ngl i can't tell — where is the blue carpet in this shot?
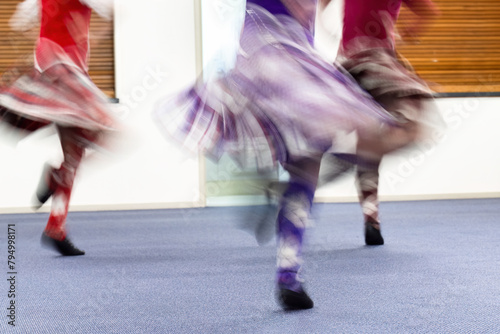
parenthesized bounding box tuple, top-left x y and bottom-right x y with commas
(0, 198, 499, 333)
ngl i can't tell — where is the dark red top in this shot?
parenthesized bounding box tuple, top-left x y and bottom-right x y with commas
(341, 0, 435, 56)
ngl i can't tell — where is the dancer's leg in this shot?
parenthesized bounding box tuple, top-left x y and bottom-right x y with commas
(356, 160, 384, 245)
(357, 96, 422, 161)
(41, 126, 89, 256)
(355, 96, 424, 245)
(276, 156, 320, 310)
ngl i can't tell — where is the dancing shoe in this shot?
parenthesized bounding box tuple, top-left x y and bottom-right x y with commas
(32, 163, 56, 210)
(364, 218, 384, 246)
(277, 284, 314, 310)
(41, 232, 85, 256)
(276, 270, 314, 310)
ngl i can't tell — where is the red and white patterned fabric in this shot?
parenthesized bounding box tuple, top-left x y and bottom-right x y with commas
(0, 0, 116, 137)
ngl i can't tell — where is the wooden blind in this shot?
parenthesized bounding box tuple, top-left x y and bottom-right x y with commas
(397, 0, 500, 94)
(0, 0, 115, 97)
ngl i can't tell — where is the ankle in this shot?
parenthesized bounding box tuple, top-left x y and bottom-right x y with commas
(277, 269, 303, 292)
(43, 229, 66, 241)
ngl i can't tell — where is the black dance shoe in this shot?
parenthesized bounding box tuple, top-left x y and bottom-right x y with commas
(41, 232, 85, 256)
(32, 163, 56, 210)
(277, 285, 314, 310)
(365, 219, 384, 246)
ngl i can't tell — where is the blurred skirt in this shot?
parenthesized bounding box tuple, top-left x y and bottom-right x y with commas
(0, 59, 116, 141)
(154, 4, 396, 170)
(339, 47, 443, 132)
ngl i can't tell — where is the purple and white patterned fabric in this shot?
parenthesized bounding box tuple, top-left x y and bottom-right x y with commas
(153, 1, 396, 170)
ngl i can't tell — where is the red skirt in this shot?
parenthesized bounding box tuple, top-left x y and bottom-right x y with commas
(0, 63, 116, 135)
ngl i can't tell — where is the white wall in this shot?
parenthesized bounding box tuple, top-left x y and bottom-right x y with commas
(315, 97, 500, 202)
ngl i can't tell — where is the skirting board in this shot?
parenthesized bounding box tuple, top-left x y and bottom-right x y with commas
(0, 201, 205, 215)
(207, 192, 500, 207)
(314, 192, 500, 203)
(0, 192, 498, 214)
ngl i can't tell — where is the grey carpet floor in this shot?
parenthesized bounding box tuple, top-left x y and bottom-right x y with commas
(0, 198, 498, 333)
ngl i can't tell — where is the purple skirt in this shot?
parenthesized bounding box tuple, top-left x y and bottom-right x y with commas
(153, 4, 395, 170)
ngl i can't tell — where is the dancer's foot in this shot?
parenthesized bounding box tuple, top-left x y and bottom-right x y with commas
(365, 218, 384, 246)
(33, 163, 56, 210)
(277, 285, 314, 310)
(41, 232, 85, 256)
(276, 270, 313, 310)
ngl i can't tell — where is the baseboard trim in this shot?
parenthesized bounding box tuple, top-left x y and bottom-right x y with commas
(0, 193, 498, 214)
(207, 192, 500, 207)
(314, 192, 500, 203)
(0, 201, 204, 215)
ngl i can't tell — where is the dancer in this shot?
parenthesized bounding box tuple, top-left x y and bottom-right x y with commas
(0, 0, 116, 255)
(318, 0, 440, 245)
(154, 0, 415, 310)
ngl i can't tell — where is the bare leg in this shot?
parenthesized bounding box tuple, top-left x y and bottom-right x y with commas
(357, 96, 423, 161)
